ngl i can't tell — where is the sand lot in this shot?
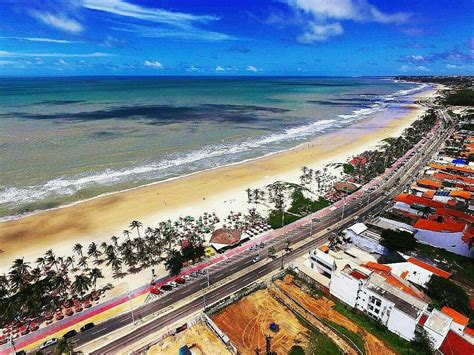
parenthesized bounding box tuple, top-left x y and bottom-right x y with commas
(276, 279, 395, 355)
(148, 322, 231, 355)
(212, 289, 308, 354)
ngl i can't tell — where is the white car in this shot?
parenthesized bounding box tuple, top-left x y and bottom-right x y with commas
(40, 338, 58, 350)
(183, 275, 191, 281)
(252, 255, 261, 263)
(168, 281, 179, 288)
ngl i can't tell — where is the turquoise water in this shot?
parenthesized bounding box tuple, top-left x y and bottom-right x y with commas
(0, 77, 429, 218)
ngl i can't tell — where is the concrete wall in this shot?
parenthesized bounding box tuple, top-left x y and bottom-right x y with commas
(356, 287, 392, 326)
(415, 229, 473, 258)
(387, 308, 418, 341)
(329, 273, 360, 308)
(346, 230, 388, 255)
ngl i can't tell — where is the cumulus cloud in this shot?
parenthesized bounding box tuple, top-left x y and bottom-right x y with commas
(215, 66, 225, 72)
(280, 0, 410, 43)
(29, 10, 83, 33)
(144, 60, 164, 69)
(297, 22, 343, 43)
(246, 65, 258, 72)
(400, 64, 430, 72)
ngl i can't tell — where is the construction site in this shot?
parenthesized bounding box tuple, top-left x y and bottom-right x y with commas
(144, 271, 397, 355)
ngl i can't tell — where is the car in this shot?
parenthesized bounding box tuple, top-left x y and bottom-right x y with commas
(183, 274, 191, 280)
(258, 243, 265, 248)
(197, 269, 206, 276)
(175, 277, 185, 284)
(160, 284, 173, 292)
(150, 285, 161, 295)
(80, 322, 95, 332)
(62, 330, 77, 339)
(40, 338, 58, 350)
(168, 281, 179, 288)
(252, 255, 261, 263)
(189, 272, 198, 278)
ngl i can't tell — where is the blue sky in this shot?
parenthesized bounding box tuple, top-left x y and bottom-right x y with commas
(0, 0, 472, 76)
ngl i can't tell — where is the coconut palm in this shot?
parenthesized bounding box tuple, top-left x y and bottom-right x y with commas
(36, 257, 47, 272)
(88, 242, 102, 261)
(123, 229, 131, 240)
(89, 268, 103, 290)
(73, 243, 83, 258)
(56, 337, 74, 355)
(77, 256, 89, 271)
(65, 256, 76, 271)
(72, 274, 92, 297)
(129, 220, 143, 238)
(111, 235, 120, 248)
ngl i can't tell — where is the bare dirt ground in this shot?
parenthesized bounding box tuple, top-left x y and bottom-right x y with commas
(276, 277, 396, 355)
(212, 289, 308, 354)
(147, 322, 231, 355)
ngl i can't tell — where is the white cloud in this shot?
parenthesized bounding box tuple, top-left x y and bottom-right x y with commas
(246, 65, 258, 72)
(186, 65, 199, 72)
(144, 60, 164, 69)
(446, 64, 464, 69)
(57, 59, 69, 66)
(29, 11, 83, 33)
(0, 60, 16, 66)
(83, 0, 216, 25)
(287, 0, 410, 24)
(400, 64, 430, 72)
(0, 51, 111, 58)
(297, 22, 343, 43)
(0, 37, 81, 44)
(215, 66, 225, 72)
(284, 0, 410, 43)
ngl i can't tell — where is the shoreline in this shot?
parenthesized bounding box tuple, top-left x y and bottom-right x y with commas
(0, 85, 440, 272)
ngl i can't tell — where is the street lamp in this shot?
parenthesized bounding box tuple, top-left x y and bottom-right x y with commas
(127, 290, 135, 325)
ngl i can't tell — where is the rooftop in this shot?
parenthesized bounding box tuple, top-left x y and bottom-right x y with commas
(439, 330, 474, 355)
(414, 219, 465, 233)
(441, 306, 469, 326)
(209, 228, 243, 245)
(424, 309, 452, 336)
(406, 257, 452, 279)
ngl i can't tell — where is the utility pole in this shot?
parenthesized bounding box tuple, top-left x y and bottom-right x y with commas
(265, 334, 272, 355)
(127, 290, 135, 325)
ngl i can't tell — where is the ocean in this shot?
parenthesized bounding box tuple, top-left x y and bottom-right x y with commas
(0, 76, 430, 219)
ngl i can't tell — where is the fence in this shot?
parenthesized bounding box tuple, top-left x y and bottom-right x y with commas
(202, 313, 239, 354)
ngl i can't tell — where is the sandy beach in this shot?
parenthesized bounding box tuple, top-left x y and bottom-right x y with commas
(0, 87, 439, 275)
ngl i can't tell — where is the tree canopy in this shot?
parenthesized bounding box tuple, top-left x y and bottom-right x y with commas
(380, 229, 417, 252)
(426, 275, 471, 316)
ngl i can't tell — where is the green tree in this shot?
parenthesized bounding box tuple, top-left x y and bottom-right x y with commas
(410, 328, 434, 355)
(165, 250, 184, 276)
(55, 337, 74, 354)
(288, 345, 305, 355)
(380, 229, 417, 252)
(426, 276, 470, 315)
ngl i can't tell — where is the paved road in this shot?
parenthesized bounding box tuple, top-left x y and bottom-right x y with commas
(88, 110, 452, 354)
(23, 108, 452, 355)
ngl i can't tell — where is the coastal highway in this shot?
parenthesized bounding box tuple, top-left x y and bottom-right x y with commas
(32, 108, 452, 355)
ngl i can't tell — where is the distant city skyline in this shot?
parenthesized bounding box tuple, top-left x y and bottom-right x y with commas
(0, 0, 473, 76)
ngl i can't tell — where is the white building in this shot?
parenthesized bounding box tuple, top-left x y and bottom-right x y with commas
(343, 222, 388, 255)
(329, 264, 428, 341)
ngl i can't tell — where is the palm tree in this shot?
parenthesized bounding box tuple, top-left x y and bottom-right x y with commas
(36, 257, 47, 272)
(11, 258, 31, 276)
(89, 268, 103, 290)
(65, 256, 76, 271)
(129, 220, 143, 238)
(72, 274, 92, 297)
(111, 235, 120, 248)
(45, 249, 59, 272)
(123, 229, 131, 240)
(88, 242, 102, 261)
(73, 243, 83, 258)
(56, 336, 74, 354)
(77, 256, 89, 271)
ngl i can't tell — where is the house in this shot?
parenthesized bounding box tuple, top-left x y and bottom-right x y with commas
(209, 228, 249, 252)
(441, 306, 469, 333)
(343, 222, 388, 255)
(329, 264, 428, 341)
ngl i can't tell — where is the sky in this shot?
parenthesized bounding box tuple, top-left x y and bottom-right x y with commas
(0, 0, 473, 76)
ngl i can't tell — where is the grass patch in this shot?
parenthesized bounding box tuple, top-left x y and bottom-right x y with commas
(325, 320, 366, 355)
(295, 314, 341, 355)
(444, 88, 474, 106)
(268, 189, 329, 229)
(333, 303, 416, 355)
(415, 243, 474, 287)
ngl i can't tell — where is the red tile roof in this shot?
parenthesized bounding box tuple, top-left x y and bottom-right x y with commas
(418, 314, 428, 326)
(465, 327, 474, 337)
(441, 306, 469, 327)
(363, 262, 392, 272)
(435, 208, 474, 223)
(407, 258, 452, 279)
(439, 330, 474, 355)
(449, 190, 472, 200)
(418, 179, 442, 189)
(414, 219, 465, 233)
(395, 193, 445, 209)
(209, 228, 243, 245)
(350, 270, 368, 280)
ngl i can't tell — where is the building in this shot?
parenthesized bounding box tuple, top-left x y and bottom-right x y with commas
(330, 264, 428, 341)
(343, 222, 388, 255)
(209, 228, 249, 252)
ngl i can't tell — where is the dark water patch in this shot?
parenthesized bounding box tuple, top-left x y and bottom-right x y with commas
(307, 100, 366, 106)
(1, 104, 290, 125)
(89, 131, 126, 139)
(38, 100, 87, 106)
